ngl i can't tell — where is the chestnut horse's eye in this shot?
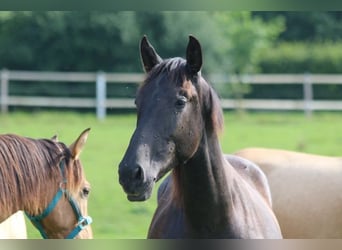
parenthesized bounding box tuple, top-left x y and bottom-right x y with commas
(81, 187, 91, 198)
(175, 96, 187, 109)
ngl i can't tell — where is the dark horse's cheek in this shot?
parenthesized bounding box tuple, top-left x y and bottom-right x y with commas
(173, 113, 202, 164)
(154, 142, 178, 181)
(175, 138, 199, 165)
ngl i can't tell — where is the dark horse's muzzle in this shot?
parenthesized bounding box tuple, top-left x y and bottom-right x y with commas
(118, 160, 155, 201)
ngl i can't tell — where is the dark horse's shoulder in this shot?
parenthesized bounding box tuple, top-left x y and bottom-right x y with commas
(224, 154, 273, 207)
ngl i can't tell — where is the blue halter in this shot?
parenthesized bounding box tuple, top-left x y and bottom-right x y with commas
(25, 160, 92, 239)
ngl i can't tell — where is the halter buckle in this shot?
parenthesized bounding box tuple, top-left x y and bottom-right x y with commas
(78, 216, 93, 229)
(59, 181, 67, 191)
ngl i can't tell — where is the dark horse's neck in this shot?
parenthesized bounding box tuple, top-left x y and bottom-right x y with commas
(173, 128, 236, 236)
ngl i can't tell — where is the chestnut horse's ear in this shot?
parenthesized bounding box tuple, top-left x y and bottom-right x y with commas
(186, 35, 202, 75)
(69, 128, 91, 160)
(140, 35, 162, 73)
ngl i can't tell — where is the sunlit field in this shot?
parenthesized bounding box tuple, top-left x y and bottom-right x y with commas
(1, 110, 342, 239)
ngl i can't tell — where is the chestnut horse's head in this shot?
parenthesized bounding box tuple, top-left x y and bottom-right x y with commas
(25, 128, 93, 238)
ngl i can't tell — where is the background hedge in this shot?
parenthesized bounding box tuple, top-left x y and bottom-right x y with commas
(258, 42, 342, 73)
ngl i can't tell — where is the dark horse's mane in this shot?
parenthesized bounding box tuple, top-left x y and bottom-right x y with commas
(0, 134, 84, 216)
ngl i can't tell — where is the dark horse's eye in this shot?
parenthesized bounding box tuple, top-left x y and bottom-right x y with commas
(175, 96, 187, 109)
(81, 187, 91, 198)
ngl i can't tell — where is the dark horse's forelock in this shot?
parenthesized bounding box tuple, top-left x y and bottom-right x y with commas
(141, 57, 224, 135)
(0, 135, 83, 216)
(144, 57, 187, 87)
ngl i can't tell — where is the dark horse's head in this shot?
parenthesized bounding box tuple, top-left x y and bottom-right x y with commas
(118, 35, 223, 201)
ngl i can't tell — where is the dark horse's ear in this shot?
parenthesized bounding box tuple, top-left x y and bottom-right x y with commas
(51, 135, 59, 142)
(186, 35, 202, 75)
(140, 35, 162, 73)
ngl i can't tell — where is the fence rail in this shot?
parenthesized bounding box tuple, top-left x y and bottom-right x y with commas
(1, 69, 342, 119)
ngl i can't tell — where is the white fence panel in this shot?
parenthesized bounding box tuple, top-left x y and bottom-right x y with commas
(1, 69, 342, 119)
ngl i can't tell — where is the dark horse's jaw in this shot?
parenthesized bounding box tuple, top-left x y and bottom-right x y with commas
(127, 193, 150, 202)
(124, 183, 154, 202)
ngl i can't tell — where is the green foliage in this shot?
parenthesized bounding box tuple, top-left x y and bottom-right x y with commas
(258, 42, 342, 73)
(208, 12, 284, 112)
(253, 12, 342, 42)
(0, 12, 142, 71)
(214, 12, 285, 74)
(0, 11, 283, 75)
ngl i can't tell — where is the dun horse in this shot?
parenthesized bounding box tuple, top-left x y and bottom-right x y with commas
(235, 147, 342, 238)
(0, 128, 93, 239)
(118, 35, 282, 238)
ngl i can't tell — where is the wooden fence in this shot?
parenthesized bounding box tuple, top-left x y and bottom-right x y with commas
(1, 69, 342, 120)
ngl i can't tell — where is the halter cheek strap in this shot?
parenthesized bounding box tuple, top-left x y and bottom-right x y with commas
(25, 160, 92, 239)
(25, 188, 64, 239)
(63, 190, 93, 239)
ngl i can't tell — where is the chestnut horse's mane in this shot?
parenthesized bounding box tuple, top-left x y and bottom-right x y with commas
(0, 134, 84, 216)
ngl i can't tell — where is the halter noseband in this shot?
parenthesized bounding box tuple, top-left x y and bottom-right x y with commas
(25, 160, 92, 239)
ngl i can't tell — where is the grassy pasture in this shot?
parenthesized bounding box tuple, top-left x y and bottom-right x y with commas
(0, 110, 342, 239)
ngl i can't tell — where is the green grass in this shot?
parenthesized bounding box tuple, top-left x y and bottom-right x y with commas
(1, 110, 342, 239)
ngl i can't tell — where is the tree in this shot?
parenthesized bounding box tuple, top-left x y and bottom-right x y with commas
(0, 11, 283, 75)
(212, 12, 284, 112)
(0, 12, 142, 71)
(253, 12, 342, 42)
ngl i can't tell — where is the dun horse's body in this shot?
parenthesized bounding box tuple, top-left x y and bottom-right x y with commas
(118, 36, 282, 238)
(0, 211, 27, 239)
(0, 129, 93, 239)
(234, 147, 342, 238)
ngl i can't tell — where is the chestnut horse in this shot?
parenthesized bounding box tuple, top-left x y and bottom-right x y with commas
(0, 211, 27, 239)
(0, 128, 93, 239)
(234, 147, 342, 238)
(118, 35, 282, 238)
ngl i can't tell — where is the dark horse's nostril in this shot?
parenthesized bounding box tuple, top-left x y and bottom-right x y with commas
(133, 166, 144, 181)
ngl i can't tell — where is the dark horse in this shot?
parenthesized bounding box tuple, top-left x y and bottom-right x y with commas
(118, 35, 282, 238)
(0, 128, 93, 239)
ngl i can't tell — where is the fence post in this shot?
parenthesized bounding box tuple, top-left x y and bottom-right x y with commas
(96, 71, 106, 120)
(303, 72, 313, 117)
(0, 69, 9, 114)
